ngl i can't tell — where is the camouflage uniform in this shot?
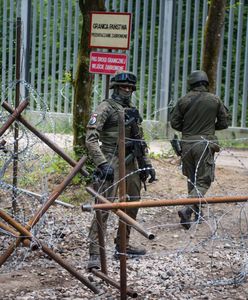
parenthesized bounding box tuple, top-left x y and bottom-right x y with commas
(86, 97, 151, 256)
(170, 83, 229, 226)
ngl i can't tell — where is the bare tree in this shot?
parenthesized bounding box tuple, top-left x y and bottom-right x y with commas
(202, 0, 227, 92)
(73, 0, 105, 158)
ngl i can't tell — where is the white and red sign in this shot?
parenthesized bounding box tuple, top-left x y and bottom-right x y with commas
(89, 51, 128, 75)
(89, 12, 131, 50)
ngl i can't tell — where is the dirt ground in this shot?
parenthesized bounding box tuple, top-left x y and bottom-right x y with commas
(0, 147, 248, 299)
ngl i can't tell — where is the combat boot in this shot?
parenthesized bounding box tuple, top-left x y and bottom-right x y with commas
(178, 206, 193, 230)
(87, 255, 100, 270)
(114, 244, 146, 259)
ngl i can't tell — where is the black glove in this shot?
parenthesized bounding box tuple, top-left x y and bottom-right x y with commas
(97, 163, 114, 182)
(146, 164, 156, 183)
(140, 164, 156, 183)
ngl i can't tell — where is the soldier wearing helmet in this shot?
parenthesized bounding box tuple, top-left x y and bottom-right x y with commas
(85, 70, 156, 269)
(170, 70, 229, 230)
(110, 70, 137, 90)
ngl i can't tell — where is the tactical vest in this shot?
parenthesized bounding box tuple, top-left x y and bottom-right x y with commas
(100, 99, 133, 148)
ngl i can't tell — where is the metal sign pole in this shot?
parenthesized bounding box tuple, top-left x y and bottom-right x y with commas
(118, 110, 127, 299)
(12, 14, 22, 213)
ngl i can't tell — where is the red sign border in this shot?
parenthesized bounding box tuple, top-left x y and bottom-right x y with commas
(89, 11, 132, 50)
(89, 51, 128, 75)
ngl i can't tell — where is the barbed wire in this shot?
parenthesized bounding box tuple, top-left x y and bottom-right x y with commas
(1, 84, 248, 298)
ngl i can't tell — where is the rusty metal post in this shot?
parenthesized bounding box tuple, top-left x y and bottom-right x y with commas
(104, 50, 111, 99)
(0, 210, 99, 294)
(82, 195, 248, 210)
(91, 178, 108, 274)
(0, 221, 39, 250)
(0, 157, 87, 266)
(0, 221, 18, 236)
(12, 16, 22, 212)
(86, 186, 155, 240)
(105, 75, 110, 99)
(0, 238, 23, 266)
(0, 100, 29, 137)
(91, 269, 138, 298)
(0, 221, 31, 248)
(1, 101, 89, 177)
(96, 209, 108, 274)
(118, 110, 127, 300)
(0, 209, 33, 240)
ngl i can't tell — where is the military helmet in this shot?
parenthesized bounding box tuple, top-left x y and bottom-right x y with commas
(110, 70, 137, 91)
(188, 70, 209, 86)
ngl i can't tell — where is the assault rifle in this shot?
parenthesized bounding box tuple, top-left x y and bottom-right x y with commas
(125, 108, 149, 190)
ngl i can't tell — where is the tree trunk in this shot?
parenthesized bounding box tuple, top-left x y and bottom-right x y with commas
(202, 0, 227, 93)
(73, 0, 105, 158)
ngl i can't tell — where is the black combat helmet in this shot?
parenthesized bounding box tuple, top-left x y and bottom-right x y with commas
(188, 70, 209, 87)
(110, 70, 137, 91)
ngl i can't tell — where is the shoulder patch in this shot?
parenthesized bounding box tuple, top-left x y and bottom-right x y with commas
(88, 113, 98, 125)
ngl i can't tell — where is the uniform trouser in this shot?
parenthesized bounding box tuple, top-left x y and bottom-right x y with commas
(181, 140, 215, 214)
(88, 154, 141, 256)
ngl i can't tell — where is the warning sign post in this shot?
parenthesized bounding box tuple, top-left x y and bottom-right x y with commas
(89, 52, 128, 75)
(89, 12, 131, 50)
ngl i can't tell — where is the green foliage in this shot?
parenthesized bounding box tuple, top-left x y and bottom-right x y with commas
(40, 151, 93, 185)
(18, 169, 41, 188)
(219, 138, 248, 149)
(44, 154, 70, 175)
(0, 151, 93, 205)
(226, 2, 243, 10)
(59, 188, 89, 205)
(62, 71, 74, 85)
(42, 149, 95, 185)
(148, 149, 173, 160)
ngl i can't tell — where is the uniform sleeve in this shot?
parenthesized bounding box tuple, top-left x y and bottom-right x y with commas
(170, 101, 184, 132)
(85, 102, 112, 167)
(215, 100, 229, 130)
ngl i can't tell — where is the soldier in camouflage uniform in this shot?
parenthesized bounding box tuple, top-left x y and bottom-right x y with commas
(170, 70, 229, 229)
(85, 71, 156, 269)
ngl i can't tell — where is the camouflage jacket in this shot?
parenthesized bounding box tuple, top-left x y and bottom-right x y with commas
(170, 86, 229, 139)
(86, 98, 149, 167)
